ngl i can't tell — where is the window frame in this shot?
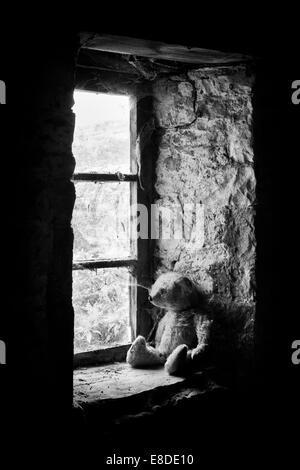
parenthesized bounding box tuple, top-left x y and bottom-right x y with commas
(72, 89, 151, 368)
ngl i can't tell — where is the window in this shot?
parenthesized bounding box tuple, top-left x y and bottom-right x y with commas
(72, 90, 140, 363)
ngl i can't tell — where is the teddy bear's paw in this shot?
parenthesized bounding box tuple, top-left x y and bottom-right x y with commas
(165, 344, 189, 376)
(126, 336, 165, 368)
(126, 336, 147, 366)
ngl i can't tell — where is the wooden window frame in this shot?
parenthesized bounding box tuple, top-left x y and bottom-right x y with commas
(72, 88, 152, 369)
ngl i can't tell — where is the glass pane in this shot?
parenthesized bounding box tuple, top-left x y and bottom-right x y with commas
(72, 181, 133, 261)
(72, 90, 131, 173)
(73, 268, 131, 353)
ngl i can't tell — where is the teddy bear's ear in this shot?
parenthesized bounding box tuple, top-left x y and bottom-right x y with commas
(181, 277, 194, 290)
(174, 276, 194, 294)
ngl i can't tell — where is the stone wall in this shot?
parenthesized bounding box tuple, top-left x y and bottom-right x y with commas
(151, 66, 256, 369)
(152, 66, 255, 301)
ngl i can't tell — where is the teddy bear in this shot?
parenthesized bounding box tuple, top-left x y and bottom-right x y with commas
(126, 271, 214, 376)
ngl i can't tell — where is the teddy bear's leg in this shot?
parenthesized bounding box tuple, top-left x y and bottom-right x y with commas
(190, 344, 211, 370)
(126, 335, 165, 368)
(191, 344, 208, 360)
(165, 344, 192, 376)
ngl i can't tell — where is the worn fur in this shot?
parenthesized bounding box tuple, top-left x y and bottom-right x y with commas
(126, 272, 214, 376)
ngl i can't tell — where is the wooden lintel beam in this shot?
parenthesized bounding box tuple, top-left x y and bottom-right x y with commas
(80, 32, 253, 65)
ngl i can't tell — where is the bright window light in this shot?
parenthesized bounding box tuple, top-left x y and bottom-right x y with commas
(72, 90, 131, 173)
(72, 90, 133, 353)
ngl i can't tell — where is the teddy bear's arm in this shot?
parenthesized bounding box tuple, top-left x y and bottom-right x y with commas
(191, 314, 213, 361)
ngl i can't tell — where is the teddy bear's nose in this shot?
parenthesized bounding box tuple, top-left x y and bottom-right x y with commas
(148, 295, 153, 301)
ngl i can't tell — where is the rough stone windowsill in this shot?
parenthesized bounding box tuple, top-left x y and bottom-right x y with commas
(73, 362, 225, 427)
(74, 362, 186, 403)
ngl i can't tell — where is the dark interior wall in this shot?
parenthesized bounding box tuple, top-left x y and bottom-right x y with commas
(4, 33, 79, 423)
(252, 61, 299, 395)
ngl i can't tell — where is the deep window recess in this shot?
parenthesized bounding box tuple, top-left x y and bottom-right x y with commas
(72, 90, 139, 363)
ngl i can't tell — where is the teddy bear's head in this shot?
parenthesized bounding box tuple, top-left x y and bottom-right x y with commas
(148, 272, 204, 311)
